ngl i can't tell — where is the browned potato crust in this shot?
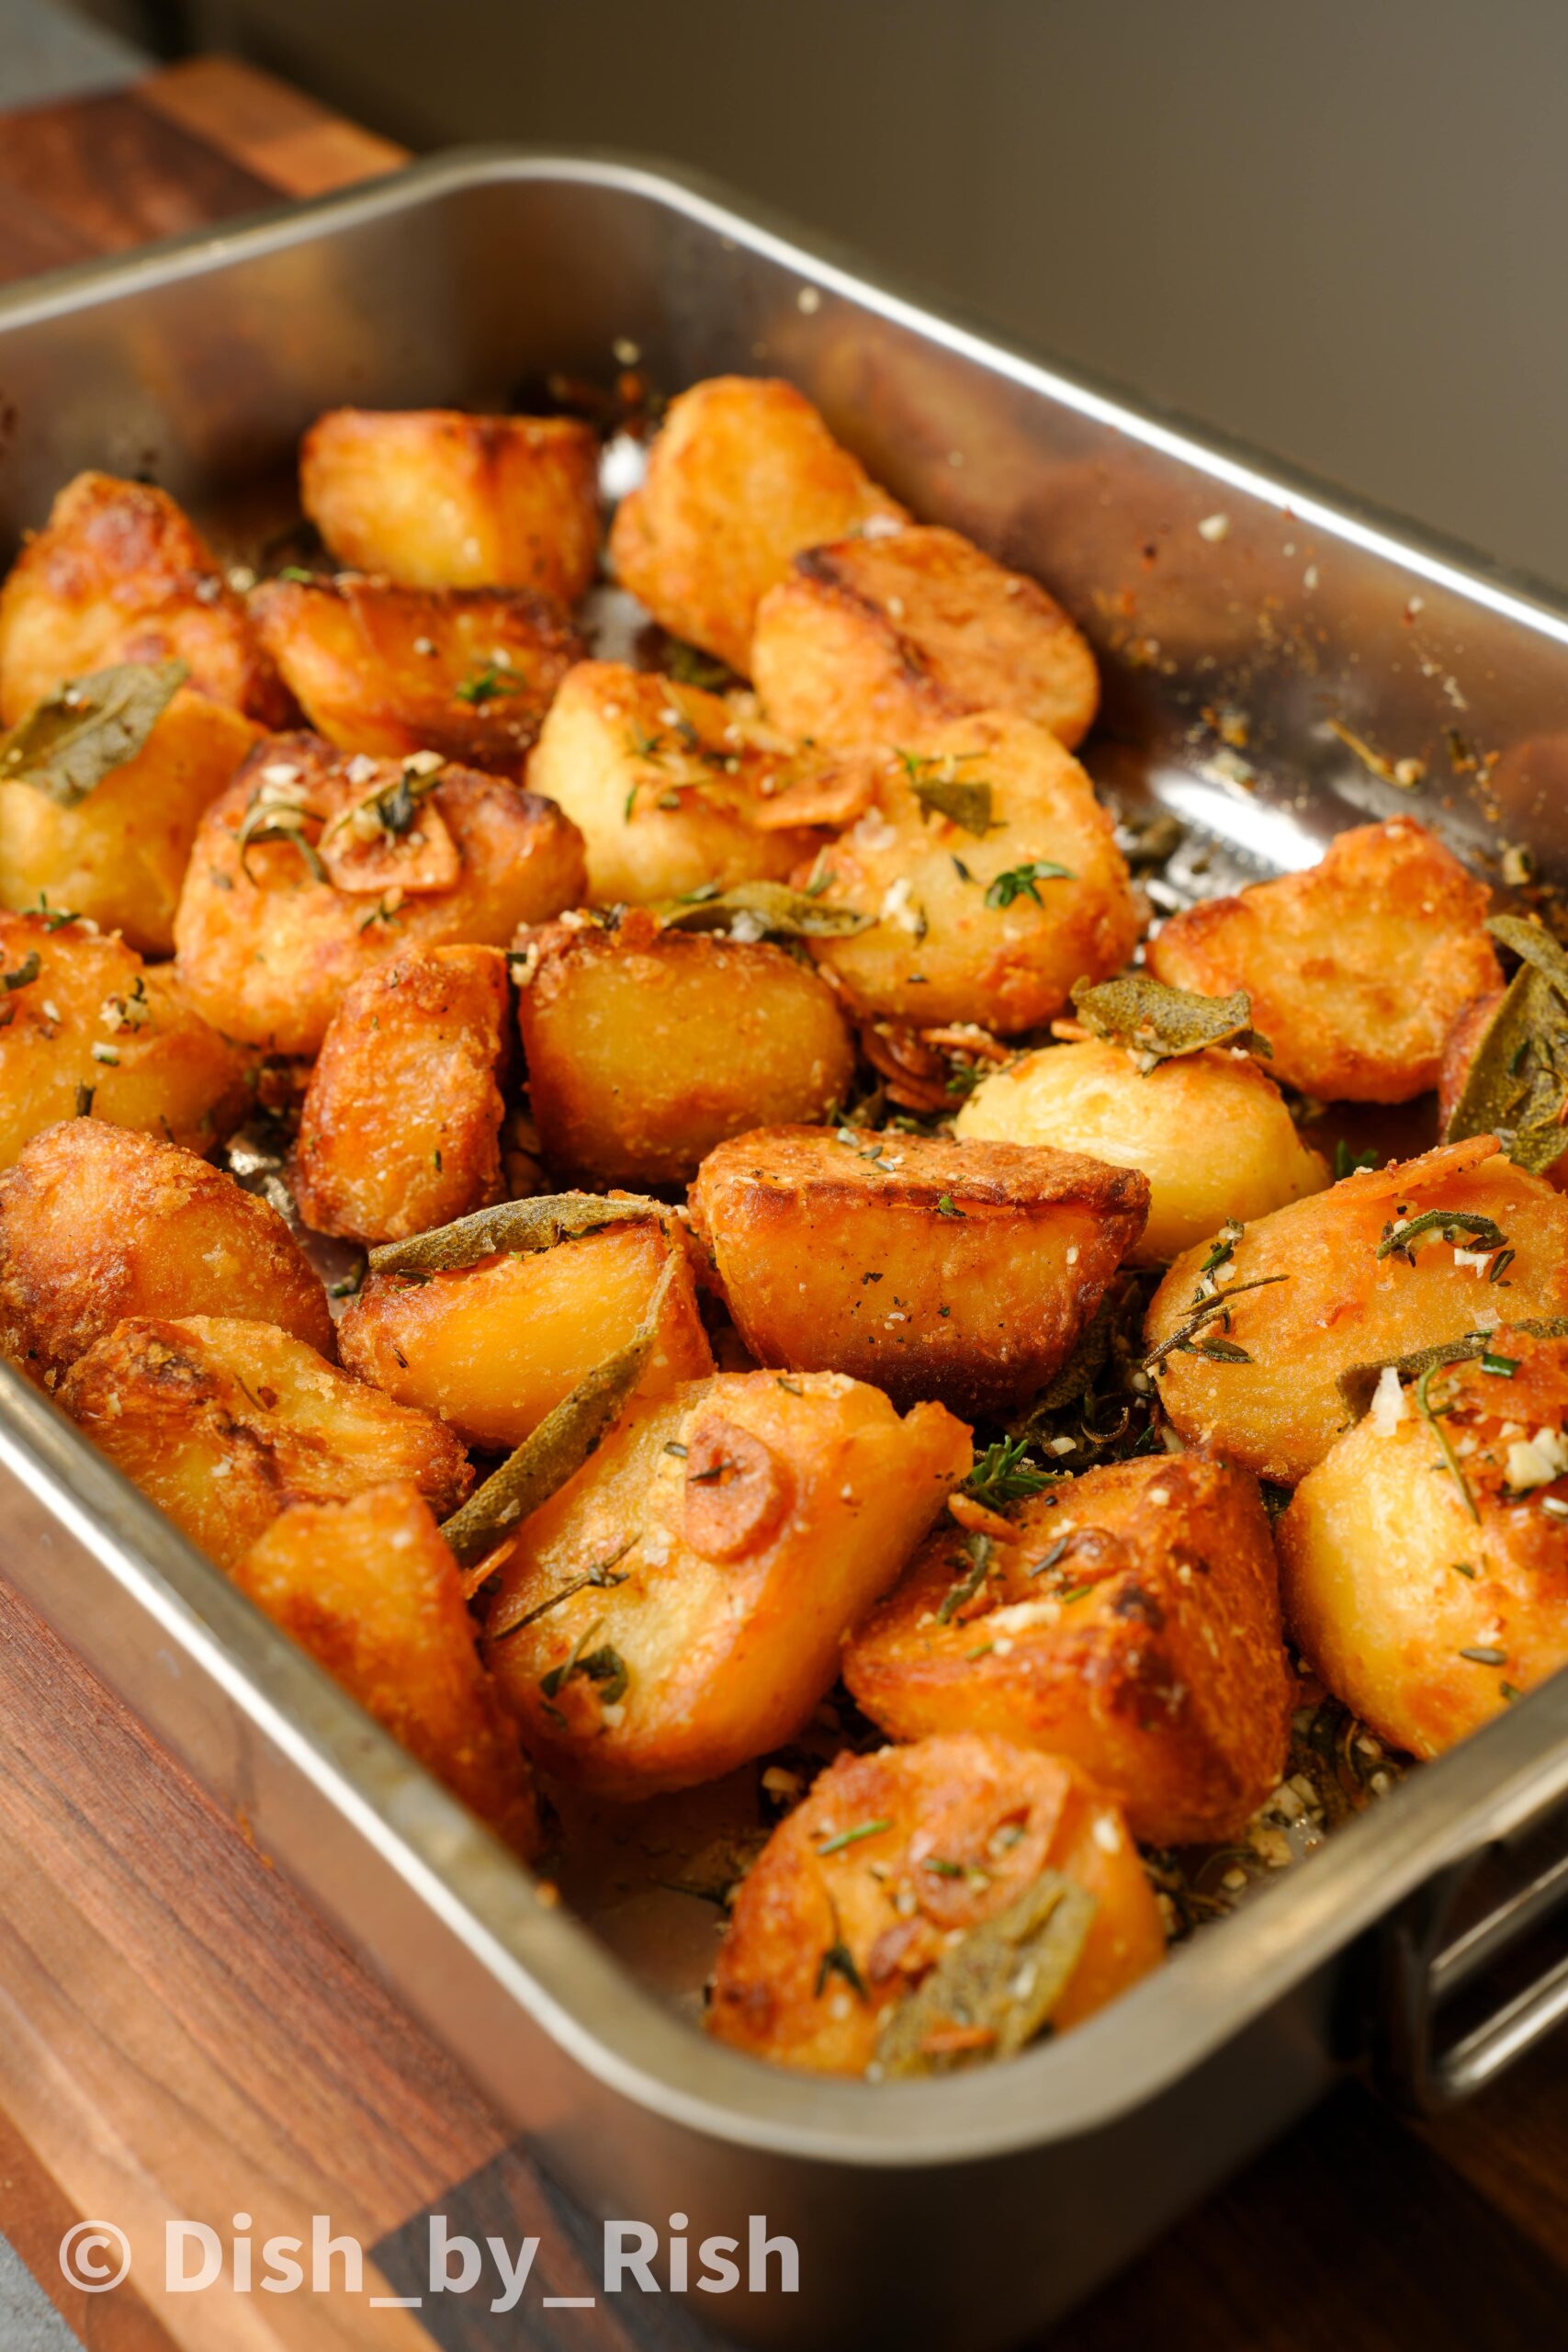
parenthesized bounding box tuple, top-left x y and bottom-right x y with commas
(690, 1125, 1147, 1417)
(0, 472, 287, 726)
(174, 733, 586, 1053)
(0, 910, 247, 1170)
(707, 1734, 1164, 2075)
(1146, 819, 1502, 1102)
(234, 1483, 538, 1852)
(292, 945, 509, 1245)
(1145, 1136, 1568, 1484)
(751, 524, 1100, 752)
(483, 1369, 970, 1797)
(300, 408, 601, 605)
(844, 1456, 1293, 1844)
(60, 1314, 471, 1570)
(516, 910, 856, 1185)
(608, 377, 907, 673)
(249, 575, 581, 771)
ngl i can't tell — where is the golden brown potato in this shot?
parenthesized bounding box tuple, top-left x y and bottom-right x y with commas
(706, 1734, 1164, 2075)
(483, 1368, 970, 1797)
(845, 1456, 1293, 1844)
(0, 472, 287, 726)
(300, 408, 601, 605)
(174, 733, 586, 1053)
(526, 660, 878, 905)
(339, 1208, 714, 1450)
(608, 377, 906, 673)
(61, 1315, 471, 1570)
(1278, 1327, 1568, 1758)
(292, 945, 510, 1245)
(248, 575, 581, 771)
(690, 1125, 1147, 1417)
(234, 1483, 538, 1852)
(751, 523, 1100, 752)
(796, 710, 1140, 1033)
(0, 910, 247, 1170)
(956, 1038, 1330, 1264)
(1146, 820, 1502, 1102)
(516, 910, 856, 1185)
(1145, 1136, 1568, 1484)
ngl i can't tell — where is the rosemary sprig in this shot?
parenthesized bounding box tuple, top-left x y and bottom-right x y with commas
(1142, 1273, 1289, 1371)
(1416, 1362, 1479, 1521)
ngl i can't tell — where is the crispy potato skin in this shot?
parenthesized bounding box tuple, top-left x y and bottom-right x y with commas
(60, 1314, 471, 1570)
(0, 1122, 331, 1385)
(0, 472, 287, 726)
(300, 409, 601, 605)
(1147, 820, 1502, 1102)
(1279, 1329, 1568, 1758)
(0, 910, 247, 1169)
(797, 710, 1139, 1033)
(340, 1215, 714, 1451)
(1145, 1137, 1568, 1484)
(956, 1039, 1330, 1264)
(751, 524, 1100, 752)
(484, 1370, 970, 1798)
(517, 910, 856, 1185)
(292, 945, 509, 1244)
(174, 733, 586, 1053)
(707, 1734, 1164, 2075)
(235, 1483, 538, 1851)
(249, 576, 581, 771)
(690, 1125, 1147, 1417)
(608, 377, 907, 673)
(0, 688, 259, 955)
(845, 1457, 1292, 1844)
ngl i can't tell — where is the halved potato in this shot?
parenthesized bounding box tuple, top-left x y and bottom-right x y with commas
(482, 1369, 970, 1797)
(706, 1733, 1164, 2075)
(607, 376, 906, 673)
(300, 408, 601, 605)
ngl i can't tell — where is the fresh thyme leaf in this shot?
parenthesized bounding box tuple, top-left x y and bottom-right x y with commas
(1416, 1361, 1479, 1522)
(0, 660, 186, 808)
(1071, 975, 1269, 1069)
(874, 1869, 1098, 2077)
(984, 859, 1075, 910)
(454, 662, 522, 706)
(1375, 1208, 1506, 1262)
(962, 1436, 1050, 1510)
(937, 1531, 994, 1625)
(655, 881, 872, 938)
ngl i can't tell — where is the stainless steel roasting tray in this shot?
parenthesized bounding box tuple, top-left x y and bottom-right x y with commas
(6, 153, 1568, 2352)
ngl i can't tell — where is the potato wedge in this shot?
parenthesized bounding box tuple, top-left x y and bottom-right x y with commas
(516, 910, 855, 1185)
(482, 1368, 970, 1797)
(956, 1038, 1330, 1264)
(235, 1483, 538, 1851)
(845, 1456, 1292, 1844)
(706, 1733, 1164, 2075)
(607, 376, 906, 673)
(690, 1125, 1147, 1417)
(300, 408, 601, 605)
(60, 1314, 471, 1570)
(1145, 1136, 1568, 1483)
(1146, 819, 1502, 1102)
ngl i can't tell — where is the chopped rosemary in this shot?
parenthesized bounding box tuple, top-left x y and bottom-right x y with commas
(962, 1436, 1051, 1510)
(2, 950, 39, 991)
(1376, 1208, 1507, 1262)
(1142, 1273, 1289, 1371)
(1480, 1351, 1519, 1376)
(937, 1531, 993, 1625)
(816, 1819, 891, 1856)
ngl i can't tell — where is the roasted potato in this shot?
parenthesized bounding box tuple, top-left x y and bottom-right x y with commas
(300, 408, 601, 605)
(956, 1038, 1330, 1264)
(61, 1314, 471, 1570)
(248, 575, 581, 772)
(795, 710, 1140, 1033)
(235, 1483, 538, 1851)
(1146, 819, 1502, 1102)
(751, 523, 1100, 752)
(0, 910, 247, 1170)
(1145, 1136, 1568, 1484)
(706, 1733, 1164, 2075)
(844, 1455, 1293, 1844)
(607, 377, 907, 673)
(339, 1208, 713, 1450)
(0, 472, 286, 726)
(516, 910, 856, 1185)
(174, 733, 586, 1053)
(690, 1125, 1147, 1417)
(482, 1368, 970, 1797)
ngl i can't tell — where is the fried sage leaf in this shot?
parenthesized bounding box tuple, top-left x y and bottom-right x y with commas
(1071, 973, 1271, 1071)
(874, 1870, 1098, 2077)
(909, 775, 995, 838)
(1337, 1317, 1568, 1419)
(657, 881, 872, 938)
(1446, 915, 1568, 1173)
(0, 660, 187, 808)
(368, 1191, 666, 1281)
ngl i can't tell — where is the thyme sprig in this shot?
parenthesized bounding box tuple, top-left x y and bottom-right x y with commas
(961, 1436, 1052, 1511)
